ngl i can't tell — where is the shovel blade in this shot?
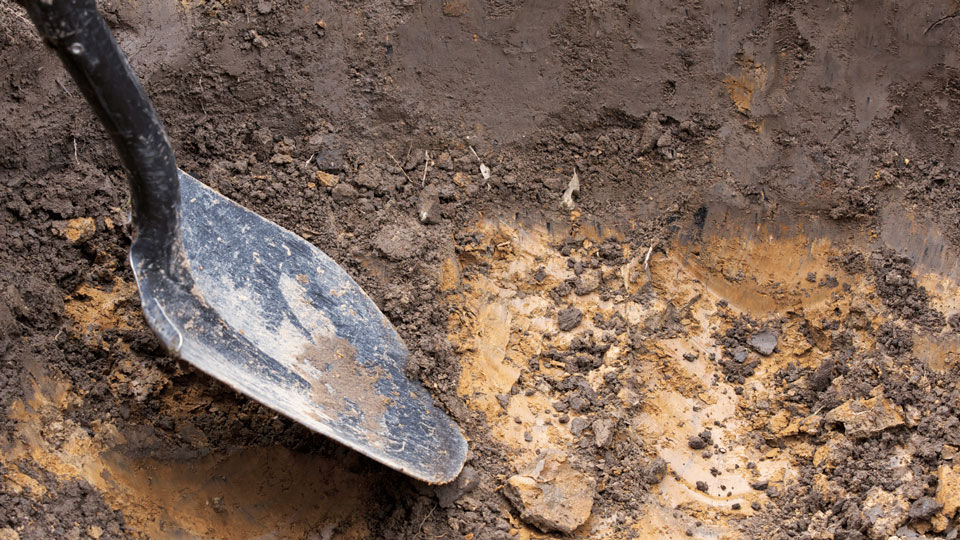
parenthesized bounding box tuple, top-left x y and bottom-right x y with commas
(132, 171, 466, 484)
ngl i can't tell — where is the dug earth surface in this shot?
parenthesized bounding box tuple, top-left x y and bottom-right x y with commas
(4, 1, 960, 539)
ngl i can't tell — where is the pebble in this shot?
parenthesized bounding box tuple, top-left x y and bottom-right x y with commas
(593, 418, 615, 448)
(688, 434, 707, 450)
(747, 330, 778, 356)
(645, 457, 667, 485)
(418, 185, 441, 224)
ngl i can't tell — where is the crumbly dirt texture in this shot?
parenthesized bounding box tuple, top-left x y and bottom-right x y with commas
(4, 1, 960, 539)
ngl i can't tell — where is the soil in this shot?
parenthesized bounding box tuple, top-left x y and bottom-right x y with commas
(4, 0, 960, 539)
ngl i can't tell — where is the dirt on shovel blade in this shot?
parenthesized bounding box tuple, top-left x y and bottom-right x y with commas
(3, 1, 960, 539)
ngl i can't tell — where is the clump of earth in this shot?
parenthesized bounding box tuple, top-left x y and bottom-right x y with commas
(3, 1, 960, 539)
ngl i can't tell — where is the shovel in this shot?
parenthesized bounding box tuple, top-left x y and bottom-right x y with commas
(22, 0, 467, 484)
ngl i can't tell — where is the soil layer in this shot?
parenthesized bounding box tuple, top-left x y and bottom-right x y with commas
(3, 1, 960, 539)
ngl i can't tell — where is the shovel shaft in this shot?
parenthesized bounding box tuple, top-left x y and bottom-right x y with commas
(22, 0, 180, 264)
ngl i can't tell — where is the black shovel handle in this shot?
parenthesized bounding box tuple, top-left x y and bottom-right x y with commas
(22, 0, 180, 264)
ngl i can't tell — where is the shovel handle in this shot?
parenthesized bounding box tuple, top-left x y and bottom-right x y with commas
(22, 0, 180, 264)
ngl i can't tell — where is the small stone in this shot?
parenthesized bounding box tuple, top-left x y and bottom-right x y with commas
(557, 307, 583, 332)
(862, 486, 909, 540)
(824, 396, 905, 439)
(593, 418, 615, 448)
(210, 497, 226, 513)
(257, 0, 272, 13)
(314, 171, 339, 187)
(418, 185, 442, 224)
(313, 134, 346, 173)
(504, 451, 596, 534)
(560, 170, 580, 211)
(732, 503, 741, 510)
(751, 480, 769, 491)
(732, 348, 749, 363)
(645, 457, 667, 485)
(696, 480, 708, 492)
(688, 434, 707, 450)
(748, 331, 778, 356)
(87, 526, 103, 540)
(751, 502, 761, 511)
(0, 528, 19, 540)
(909, 496, 942, 521)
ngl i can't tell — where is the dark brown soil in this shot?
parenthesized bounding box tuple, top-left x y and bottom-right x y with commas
(4, 0, 960, 538)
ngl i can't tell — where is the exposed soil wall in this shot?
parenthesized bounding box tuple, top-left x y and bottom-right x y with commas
(3, 1, 960, 539)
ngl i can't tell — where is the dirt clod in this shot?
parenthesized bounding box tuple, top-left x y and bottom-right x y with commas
(504, 451, 595, 535)
(937, 465, 960, 522)
(862, 486, 910, 540)
(910, 497, 943, 521)
(824, 394, 905, 439)
(557, 307, 583, 332)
